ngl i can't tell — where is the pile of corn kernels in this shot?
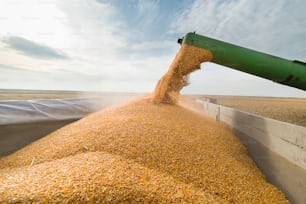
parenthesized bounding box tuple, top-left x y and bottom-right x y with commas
(0, 96, 289, 203)
(0, 45, 289, 203)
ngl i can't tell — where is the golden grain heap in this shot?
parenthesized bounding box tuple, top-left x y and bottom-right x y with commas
(0, 44, 289, 203)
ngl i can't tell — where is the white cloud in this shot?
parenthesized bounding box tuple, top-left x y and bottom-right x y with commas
(55, 0, 127, 57)
(137, 0, 160, 25)
(0, 0, 150, 91)
(0, 0, 70, 48)
(171, 0, 306, 60)
(1, 36, 68, 59)
(129, 40, 174, 51)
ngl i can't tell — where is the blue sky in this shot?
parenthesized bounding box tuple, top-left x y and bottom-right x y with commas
(0, 0, 305, 97)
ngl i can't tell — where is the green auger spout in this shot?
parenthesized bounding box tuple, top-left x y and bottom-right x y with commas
(178, 32, 306, 91)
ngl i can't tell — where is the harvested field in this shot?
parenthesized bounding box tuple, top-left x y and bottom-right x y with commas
(0, 89, 140, 101)
(208, 96, 306, 127)
(2, 90, 304, 127)
(0, 89, 82, 100)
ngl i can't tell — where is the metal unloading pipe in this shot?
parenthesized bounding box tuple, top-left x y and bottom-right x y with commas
(178, 32, 306, 91)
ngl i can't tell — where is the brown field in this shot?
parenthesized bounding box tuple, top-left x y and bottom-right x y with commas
(0, 89, 93, 100)
(205, 96, 306, 127)
(1, 90, 305, 127)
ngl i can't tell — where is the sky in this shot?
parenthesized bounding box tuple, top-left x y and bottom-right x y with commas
(0, 0, 306, 97)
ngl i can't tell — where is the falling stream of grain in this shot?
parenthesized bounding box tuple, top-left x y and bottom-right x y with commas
(0, 45, 289, 203)
(152, 44, 213, 104)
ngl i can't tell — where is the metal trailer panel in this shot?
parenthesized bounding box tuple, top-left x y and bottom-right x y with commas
(199, 100, 306, 204)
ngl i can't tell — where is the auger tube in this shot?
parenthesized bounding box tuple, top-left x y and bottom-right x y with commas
(178, 32, 306, 91)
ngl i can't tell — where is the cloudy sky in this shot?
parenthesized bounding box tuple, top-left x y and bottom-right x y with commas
(0, 0, 305, 97)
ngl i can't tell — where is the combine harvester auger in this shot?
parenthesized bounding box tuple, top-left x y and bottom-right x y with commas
(178, 32, 306, 91)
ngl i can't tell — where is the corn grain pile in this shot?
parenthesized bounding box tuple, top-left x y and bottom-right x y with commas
(0, 45, 289, 203)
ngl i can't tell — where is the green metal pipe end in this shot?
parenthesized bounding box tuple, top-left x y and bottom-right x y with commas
(176, 32, 306, 91)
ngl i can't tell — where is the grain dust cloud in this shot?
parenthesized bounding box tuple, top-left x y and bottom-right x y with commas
(0, 45, 289, 203)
